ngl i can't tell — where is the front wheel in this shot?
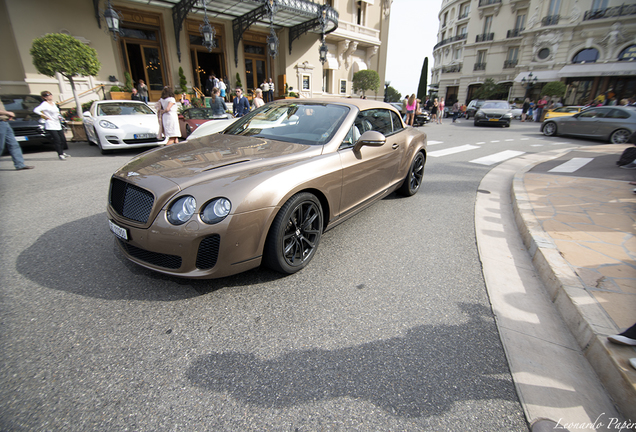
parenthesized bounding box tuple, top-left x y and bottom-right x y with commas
(264, 193, 323, 274)
(543, 122, 558, 137)
(398, 151, 425, 196)
(610, 128, 631, 144)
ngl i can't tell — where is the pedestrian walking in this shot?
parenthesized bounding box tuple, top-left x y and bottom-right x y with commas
(405, 94, 417, 127)
(232, 88, 250, 117)
(33, 91, 70, 160)
(437, 97, 445, 124)
(156, 87, 180, 145)
(137, 79, 149, 103)
(0, 108, 34, 170)
(431, 97, 439, 123)
(452, 100, 461, 122)
(521, 98, 530, 122)
(209, 88, 228, 116)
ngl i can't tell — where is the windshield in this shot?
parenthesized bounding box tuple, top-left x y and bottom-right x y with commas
(98, 102, 155, 116)
(482, 102, 509, 109)
(224, 102, 350, 145)
(1, 95, 44, 119)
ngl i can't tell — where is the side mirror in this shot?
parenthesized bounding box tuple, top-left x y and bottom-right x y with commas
(354, 130, 386, 151)
(83, 111, 92, 118)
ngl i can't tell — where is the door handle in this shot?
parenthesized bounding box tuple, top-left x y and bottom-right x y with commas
(392, 143, 399, 149)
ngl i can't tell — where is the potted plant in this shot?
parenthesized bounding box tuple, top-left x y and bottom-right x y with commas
(109, 84, 131, 100)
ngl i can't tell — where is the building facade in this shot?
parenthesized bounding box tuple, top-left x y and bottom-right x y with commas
(431, 0, 636, 106)
(0, 0, 392, 109)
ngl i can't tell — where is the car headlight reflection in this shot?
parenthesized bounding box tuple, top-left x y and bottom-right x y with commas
(167, 196, 197, 225)
(201, 198, 231, 224)
(99, 120, 118, 129)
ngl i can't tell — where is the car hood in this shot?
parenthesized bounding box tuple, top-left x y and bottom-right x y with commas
(117, 134, 320, 189)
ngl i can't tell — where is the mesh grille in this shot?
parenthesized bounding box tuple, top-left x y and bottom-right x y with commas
(109, 178, 154, 223)
(196, 235, 220, 270)
(118, 239, 182, 270)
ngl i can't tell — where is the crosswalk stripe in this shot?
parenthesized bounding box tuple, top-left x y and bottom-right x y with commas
(470, 150, 525, 165)
(427, 140, 444, 145)
(548, 158, 593, 173)
(429, 144, 480, 157)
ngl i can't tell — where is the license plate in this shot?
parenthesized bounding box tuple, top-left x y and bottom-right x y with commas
(109, 220, 129, 240)
(488, 118, 499, 121)
(16, 136, 28, 142)
(134, 133, 156, 139)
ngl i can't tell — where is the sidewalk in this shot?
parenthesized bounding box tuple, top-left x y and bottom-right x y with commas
(475, 144, 635, 431)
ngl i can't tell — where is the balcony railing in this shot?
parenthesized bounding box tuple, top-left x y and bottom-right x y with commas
(478, 0, 501, 6)
(433, 33, 468, 50)
(542, 15, 560, 26)
(475, 33, 494, 43)
(503, 60, 518, 68)
(474, 62, 487, 71)
(583, 3, 636, 20)
(442, 65, 462, 73)
(507, 28, 524, 38)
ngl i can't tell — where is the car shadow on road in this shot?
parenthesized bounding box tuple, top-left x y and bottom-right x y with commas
(15, 213, 282, 301)
(185, 302, 527, 420)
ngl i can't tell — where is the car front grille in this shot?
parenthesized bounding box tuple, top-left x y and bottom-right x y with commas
(118, 239, 182, 269)
(196, 235, 220, 270)
(122, 138, 160, 144)
(485, 114, 502, 119)
(109, 177, 154, 223)
(10, 126, 47, 138)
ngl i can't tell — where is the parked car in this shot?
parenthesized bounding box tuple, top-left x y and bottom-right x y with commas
(83, 100, 168, 154)
(509, 104, 522, 120)
(465, 99, 486, 119)
(389, 102, 430, 126)
(541, 105, 636, 144)
(179, 107, 232, 138)
(1, 94, 49, 151)
(107, 99, 428, 279)
(473, 100, 513, 127)
(543, 106, 583, 120)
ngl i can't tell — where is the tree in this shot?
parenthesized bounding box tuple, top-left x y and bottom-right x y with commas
(30, 33, 101, 120)
(541, 81, 566, 99)
(178, 67, 188, 94)
(352, 69, 380, 97)
(416, 57, 428, 101)
(472, 78, 508, 100)
(384, 85, 402, 103)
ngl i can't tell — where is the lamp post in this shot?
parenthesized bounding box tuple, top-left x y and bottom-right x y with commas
(318, 7, 328, 65)
(199, 1, 216, 51)
(266, 0, 279, 58)
(103, 0, 121, 40)
(521, 71, 538, 98)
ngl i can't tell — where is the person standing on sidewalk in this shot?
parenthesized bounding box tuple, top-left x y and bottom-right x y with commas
(137, 79, 149, 103)
(33, 91, 70, 160)
(452, 100, 461, 122)
(437, 97, 445, 124)
(0, 108, 34, 170)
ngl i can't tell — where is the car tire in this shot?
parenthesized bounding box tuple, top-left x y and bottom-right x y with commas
(185, 124, 192, 137)
(85, 125, 96, 145)
(263, 192, 323, 274)
(543, 122, 558, 137)
(398, 151, 425, 197)
(474, 121, 479, 126)
(610, 128, 631, 144)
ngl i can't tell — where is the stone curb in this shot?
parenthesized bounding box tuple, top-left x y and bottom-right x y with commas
(510, 148, 636, 421)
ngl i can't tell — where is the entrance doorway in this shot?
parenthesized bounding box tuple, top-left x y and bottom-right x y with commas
(191, 50, 224, 95)
(244, 43, 267, 93)
(120, 26, 167, 102)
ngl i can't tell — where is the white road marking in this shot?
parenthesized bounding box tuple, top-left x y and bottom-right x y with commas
(548, 158, 593, 173)
(427, 140, 444, 145)
(470, 150, 525, 166)
(428, 144, 480, 157)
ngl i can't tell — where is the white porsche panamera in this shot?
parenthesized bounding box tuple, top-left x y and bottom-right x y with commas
(83, 100, 168, 154)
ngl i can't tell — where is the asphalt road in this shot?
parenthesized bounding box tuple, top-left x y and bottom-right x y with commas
(0, 120, 610, 431)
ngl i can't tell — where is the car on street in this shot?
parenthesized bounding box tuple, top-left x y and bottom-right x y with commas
(179, 107, 232, 138)
(389, 102, 430, 126)
(543, 106, 583, 120)
(107, 99, 428, 279)
(509, 104, 522, 120)
(473, 100, 513, 127)
(1, 94, 50, 151)
(541, 105, 636, 144)
(83, 100, 167, 154)
(465, 99, 485, 119)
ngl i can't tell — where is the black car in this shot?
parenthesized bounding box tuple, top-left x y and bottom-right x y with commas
(1, 94, 49, 148)
(473, 100, 513, 127)
(465, 99, 486, 119)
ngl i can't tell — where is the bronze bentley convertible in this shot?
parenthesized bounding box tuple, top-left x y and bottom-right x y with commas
(107, 98, 427, 279)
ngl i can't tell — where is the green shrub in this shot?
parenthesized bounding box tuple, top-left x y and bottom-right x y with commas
(110, 85, 121, 92)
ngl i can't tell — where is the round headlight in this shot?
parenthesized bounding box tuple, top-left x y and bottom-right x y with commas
(99, 120, 118, 129)
(167, 196, 197, 225)
(201, 198, 231, 224)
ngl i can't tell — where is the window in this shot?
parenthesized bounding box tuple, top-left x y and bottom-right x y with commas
(443, 11, 448, 27)
(591, 0, 608, 11)
(572, 48, 599, 63)
(579, 108, 605, 118)
(340, 79, 347, 94)
(355, 109, 394, 136)
(356, 1, 366, 26)
(507, 47, 519, 61)
(515, 13, 526, 30)
(606, 109, 629, 119)
(538, 48, 550, 60)
(548, 0, 561, 16)
(460, 3, 470, 18)
(477, 50, 487, 64)
(619, 45, 636, 61)
(302, 75, 310, 91)
(391, 111, 404, 132)
(454, 47, 463, 60)
(458, 25, 467, 37)
(483, 16, 493, 34)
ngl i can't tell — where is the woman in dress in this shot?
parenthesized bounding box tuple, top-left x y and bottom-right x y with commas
(431, 98, 439, 123)
(157, 87, 180, 145)
(33, 91, 70, 160)
(209, 87, 228, 116)
(252, 88, 265, 109)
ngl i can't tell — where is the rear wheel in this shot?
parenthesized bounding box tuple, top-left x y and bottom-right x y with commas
(610, 128, 631, 144)
(543, 122, 558, 137)
(264, 193, 323, 274)
(398, 151, 425, 196)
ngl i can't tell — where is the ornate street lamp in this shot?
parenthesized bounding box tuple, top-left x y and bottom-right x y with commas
(318, 7, 328, 65)
(103, 0, 122, 40)
(199, 1, 216, 51)
(521, 71, 538, 97)
(266, 0, 279, 58)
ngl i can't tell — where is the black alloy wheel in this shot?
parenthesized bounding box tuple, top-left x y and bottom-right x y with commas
(543, 122, 558, 137)
(264, 192, 323, 274)
(398, 151, 425, 196)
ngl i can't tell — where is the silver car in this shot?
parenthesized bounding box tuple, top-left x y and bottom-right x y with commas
(541, 105, 636, 144)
